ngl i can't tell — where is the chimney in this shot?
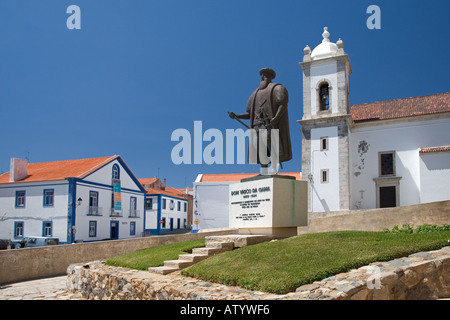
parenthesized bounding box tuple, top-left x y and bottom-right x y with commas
(163, 178, 166, 188)
(10, 158, 28, 182)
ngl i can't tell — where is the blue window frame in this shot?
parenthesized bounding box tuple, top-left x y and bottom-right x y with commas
(14, 221, 24, 238)
(89, 221, 97, 237)
(89, 191, 99, 216)
(170, 200, 174, 211)
(162, 198, 166, 209)
(42, 221, 52, 237)
(130, 221, 136, 235)
(15, 191, 26, 207)
(145, 198, 152, 209)
(112, 164, 120, 180)
(43, 189, 54, 207)
(177, 201, 181, 211)
(184, 202, 187, 212)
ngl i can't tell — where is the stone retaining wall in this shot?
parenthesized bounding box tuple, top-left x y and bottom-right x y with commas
(0, 229, 238, 285)
(299, 200, 450, 234)
(66, 246, 450, 300)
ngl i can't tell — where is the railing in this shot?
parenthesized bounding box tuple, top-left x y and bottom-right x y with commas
(110, 208, 123, 217)
(128, 209, 140, 218)
(87, 206, 102, 216)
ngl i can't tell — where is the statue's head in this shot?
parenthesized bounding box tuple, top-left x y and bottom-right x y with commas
(259, 68, 276, 82)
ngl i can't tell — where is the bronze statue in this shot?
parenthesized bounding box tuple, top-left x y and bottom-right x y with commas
(229, 68, 292, 174)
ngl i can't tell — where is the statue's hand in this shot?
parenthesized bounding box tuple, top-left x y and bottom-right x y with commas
(228, 112, 236, 119)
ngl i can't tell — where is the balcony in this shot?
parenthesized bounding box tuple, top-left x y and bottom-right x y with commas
(110, 208, 123, 217)
(87, 206, 102, 216)
(128, 209, 140, 218)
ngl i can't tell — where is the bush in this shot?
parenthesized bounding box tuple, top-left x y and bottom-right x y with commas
(383, 223, 450, 234)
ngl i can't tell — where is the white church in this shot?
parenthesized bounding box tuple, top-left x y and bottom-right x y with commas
(299, 27, 450, 213)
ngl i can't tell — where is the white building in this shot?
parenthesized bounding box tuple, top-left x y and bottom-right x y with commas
(0, 155, 146, 244)
(299, 27, 450, 212)
(140, 178, 188, 235)
(193, 173, 301, 232)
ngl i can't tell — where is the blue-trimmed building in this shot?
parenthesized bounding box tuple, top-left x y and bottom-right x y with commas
(140, 178, 189, 235)
(0, 155, 146, 244)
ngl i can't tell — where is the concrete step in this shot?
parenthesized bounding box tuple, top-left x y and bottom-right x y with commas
(178, 253, 209, 263)
(205, 241, 234, 250)
(205, 235, 271, 248)
(148, 266, 179, 275)
(192, 247, 224, 256)
(164, 259, 194, 269)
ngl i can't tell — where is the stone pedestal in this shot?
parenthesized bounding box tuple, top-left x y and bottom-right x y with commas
(229, 175, 308, 238)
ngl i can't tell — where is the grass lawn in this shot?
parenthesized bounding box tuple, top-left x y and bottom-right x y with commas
(105, 238, 205, 271)
(181, 231, 450, 294)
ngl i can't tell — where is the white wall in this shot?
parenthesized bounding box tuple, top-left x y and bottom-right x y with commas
(0, 181, 69, 242)
(420, 151, 450, 203)
(349, 116, 450, 209)
(310, 126, 340, 212)
(193, 182, 236, 231)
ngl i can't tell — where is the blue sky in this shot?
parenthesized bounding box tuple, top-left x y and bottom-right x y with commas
(1, 0, 449, 188)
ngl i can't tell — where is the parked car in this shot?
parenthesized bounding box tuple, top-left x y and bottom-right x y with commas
(0, 239, 16, 250)
(21, 237, 59, 248)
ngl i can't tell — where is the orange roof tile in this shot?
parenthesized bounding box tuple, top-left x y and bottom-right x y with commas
(145, 187, 186, 199)
(199, 172, 301, 182)
(138, 178, 159, 185)
(419, 146, 450, 154)
(0, 156, 119, 184)
(351, 92, 450, 123)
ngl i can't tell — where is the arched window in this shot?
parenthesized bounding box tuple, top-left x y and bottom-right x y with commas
(319, 83, 330, 111)
(112, 164, 120, 180)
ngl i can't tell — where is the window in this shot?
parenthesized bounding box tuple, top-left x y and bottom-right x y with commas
(89, 221, 97, 237)
(145, 198, 153, 209)
(16, 191, 26, 207)
(319, 83, 330, 111)
(184, 202, 187, 212)
(320, 169, 329, 183)
(130, 197, 137, 217)
(89, 191, 99, 215)
(14, 221, 24, 238)
(112, 164, 120, 180)
(130, 222, 136, 235)
(379, 152, 395, 176)
(161, 217, 166, 228)
(170, 200, 174, 210)
(43, 221, 52, 237)
(162, 198, 167, 209)
(320, 137, 328, 151)
(43, 189, 54, 206)
(177, 201, 181, 211)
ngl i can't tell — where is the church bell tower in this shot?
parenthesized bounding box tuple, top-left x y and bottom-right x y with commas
(298, 27, 352, 212)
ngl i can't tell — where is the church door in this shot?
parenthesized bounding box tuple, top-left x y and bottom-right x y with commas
(379, 186, 397, 208)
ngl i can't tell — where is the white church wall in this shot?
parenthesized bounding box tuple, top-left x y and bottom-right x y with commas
(350, 116, 450, 209)
(310, 126, 340, 212)
(419, 151, 450, 203)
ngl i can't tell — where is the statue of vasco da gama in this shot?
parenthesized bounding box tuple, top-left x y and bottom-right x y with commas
(229, 68, 292, 175)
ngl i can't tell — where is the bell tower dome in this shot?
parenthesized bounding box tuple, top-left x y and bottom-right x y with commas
(298, 27, 352, 212)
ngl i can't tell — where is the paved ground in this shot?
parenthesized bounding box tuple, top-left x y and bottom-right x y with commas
(0, 276, 83, 300)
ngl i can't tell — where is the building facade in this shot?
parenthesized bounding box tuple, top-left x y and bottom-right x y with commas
(140, 178, 189, 235)
(299, 27, 450, 213)
(0, 155, 146, 244)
